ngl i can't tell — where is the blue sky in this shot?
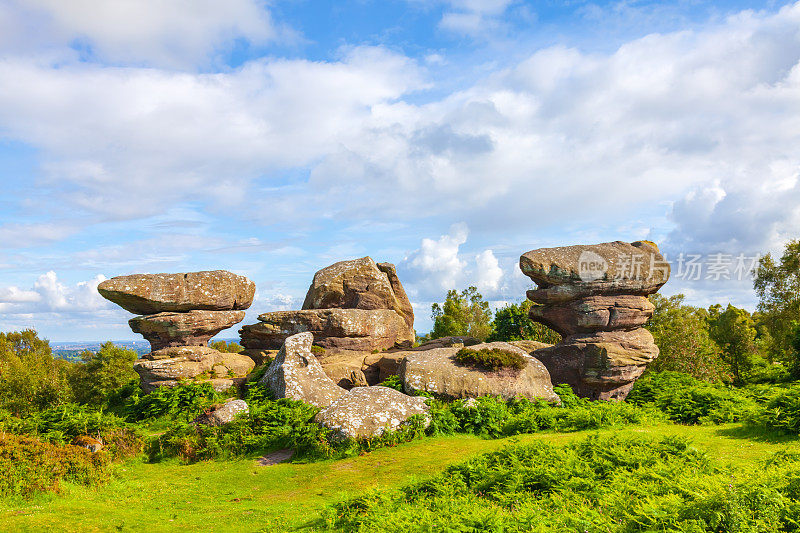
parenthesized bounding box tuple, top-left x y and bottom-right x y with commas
(0, 0, 798, 341)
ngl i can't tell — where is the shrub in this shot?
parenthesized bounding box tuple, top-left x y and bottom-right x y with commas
(627, 372, 757, 424)
(124, 382, 223, 422)
(69, 342, 139, 406)
(454, 348, 526, 371)
(0, 433, 111, 498)
(747, 384, 800, 434)
(209, 340, 244, 353)
(378, 375, 404, 392)
(310, 345, 326, 356)
(325, 434, 800, 532)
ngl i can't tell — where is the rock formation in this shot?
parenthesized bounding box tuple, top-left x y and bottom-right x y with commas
(240, 257, 414, 353)
(316, 386, 429, 440)
(98, 270, 256, 392)
(399, 341, 560, 402)
(194, 398, 249, 426)
(519, 240, 670, 400)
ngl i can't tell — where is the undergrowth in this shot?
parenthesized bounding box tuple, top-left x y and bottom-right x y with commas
(455, 347, 526, 371)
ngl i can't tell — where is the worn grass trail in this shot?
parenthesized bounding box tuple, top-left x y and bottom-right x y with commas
(2, 423, 797, 532)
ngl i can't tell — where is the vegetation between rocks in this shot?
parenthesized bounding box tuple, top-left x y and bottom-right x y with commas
(454, 347, 527, 371)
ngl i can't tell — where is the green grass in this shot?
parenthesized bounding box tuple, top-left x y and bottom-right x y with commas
(2, 422, 799, 532)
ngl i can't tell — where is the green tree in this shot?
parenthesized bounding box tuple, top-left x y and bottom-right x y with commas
(754, 240, 800, 361)
(708, 304, 758, 384)
(70, 342, 139, 405)
(430, 286, 493, 341)
(209, 340, 243, 353)
(0, 330, 73, 414)
(488, 299, 561, 344)
(646, 294, 729, 381)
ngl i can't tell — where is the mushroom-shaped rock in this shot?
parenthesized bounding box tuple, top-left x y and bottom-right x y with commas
(129, 310, 245, 351)
(259, 332, 347, 409)
(315, 386, 429, 440)
(97, 270, 255, 315)
(519, 241, 670, 400)
(399, 342, 560, 402)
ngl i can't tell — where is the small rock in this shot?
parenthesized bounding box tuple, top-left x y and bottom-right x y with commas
(194, 399, 249, 426)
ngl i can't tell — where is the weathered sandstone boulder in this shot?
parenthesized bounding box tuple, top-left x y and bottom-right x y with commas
(194, 399, 249, 426)
(97, 270, 255, 315)
(260, 332, 347, 409)
(133, 346, 254, 392)
(240, 309, 408, 352)
(520, 241, 669, 400)
(399, 342, 560, 402)
(508, 340, 553, 353)
(315, 386, 429, 440)
(129, 310, 245, 350)
(361, 350, 407, 384)
(411, 336, 480, 350)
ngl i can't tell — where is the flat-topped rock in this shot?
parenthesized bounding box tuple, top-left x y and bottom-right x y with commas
(399, 342, 560, 402)
(259, 332, 347, 409)
(97, 270, 255, 315)
(241, 308, 409, 352)
(520, 241, 669, 303)
(134, 345, 254, 392)
(315, 386, 429, 440)
(129, 310, 245, 350)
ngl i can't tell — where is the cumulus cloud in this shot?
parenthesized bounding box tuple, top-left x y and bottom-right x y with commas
(0, 271, 110, 314)
(0, 0, 285, 68)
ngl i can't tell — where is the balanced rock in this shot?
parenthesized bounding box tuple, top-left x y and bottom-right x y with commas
(129, 310, 245, 350)
(259, 332, 347, 409)
(194, 399, 249, 426)
(243, 258, 414, 353)
(520, 241, 669, 400)
(315, 386, 429, 440)
(97, 270, 255, 315)
(240, 308, 408, 352)
(399, 342, 560, 402)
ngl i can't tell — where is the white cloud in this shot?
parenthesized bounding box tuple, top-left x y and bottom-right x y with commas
(474, 249, 503, 292)
(0, 0, 285, 68)
(0, 271, 110, 314)
(438, 0, 515, 37)
(402, 222, 469, 295)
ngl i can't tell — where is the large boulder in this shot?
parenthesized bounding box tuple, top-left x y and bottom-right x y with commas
(240, 309, 409, 352)
(129, 310, 245, 350)
(133, 346, 254, 392)
(259, 332, 347, 409)
(97, 270, 255, 315)
(315, 386, 429, 440)
(519, 241, 669, 400)
(399, 342, 560, 402)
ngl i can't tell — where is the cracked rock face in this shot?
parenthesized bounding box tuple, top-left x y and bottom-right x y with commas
(240, 308, 408, 352)
(519, 241, 670, 400)
(398, 342, 560, 403)
(259, 332, 347, 409)
(315, 386, 429, 440)
(97, 270, 255, 315)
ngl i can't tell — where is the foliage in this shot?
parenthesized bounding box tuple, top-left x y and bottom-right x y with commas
(628, 372, 757, 424)
(708, 304, 759, 383)
(0, 330, 74, 415)
(209, 340, 243, 353)
(430, 286, 492, 341)
(747, 384, 800, 435)
(454, 347, 526, 371)
(646, 294, 730, 381)
(123, 381, 224, 422)
(0, 433, 111, 498)
(310, 345, 326, 356)
(754, 239, 800, 363)
(488, 299, 561, 344)
(69, 342, 139, 405)
(326, 434, 800, 532)
(378, 374, 404, 392)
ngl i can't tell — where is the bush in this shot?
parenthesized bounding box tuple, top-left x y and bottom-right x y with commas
(627, 372, 757, 424)
(69, 342, 139, 405)
(747, 384, 800, 434)
(123, 382, 224, 422)
(455, 348, 526, 371)
(325, 434, 800, 531)
(310, 345, 326, 356)
(0, 433, 111, 498)
(378, 375, 404, 392)
(209, 340, 244, 353)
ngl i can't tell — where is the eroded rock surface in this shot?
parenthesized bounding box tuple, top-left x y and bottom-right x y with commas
(520, 241, 669, 400)
(399, 342, 559, 402)
(134, 346, 254, 392)
(194, 399, 249, 426)
(240, 309, 408, 352)
(315, 386, 429, 440)
(259, 332, 347, 408)
(129, 310, 245, 350)
(97, 270, 255, 315)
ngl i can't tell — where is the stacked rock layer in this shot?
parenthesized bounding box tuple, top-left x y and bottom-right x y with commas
(240, 257, 414, 353)
(98, 270, 256, 392)
(519, 241, 670, 400)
